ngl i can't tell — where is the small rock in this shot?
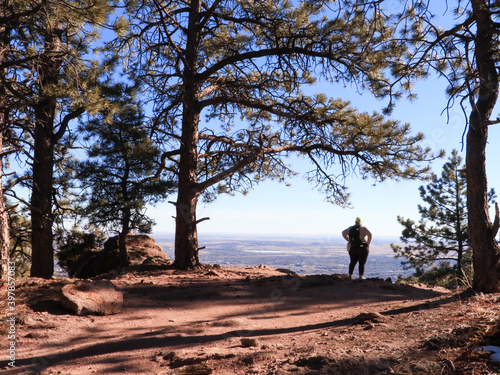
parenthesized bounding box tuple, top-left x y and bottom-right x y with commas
(363, 323, 376, 330)
(354, 312, 386, 324)
(162, 351, 177, 361)
(240, 338, 259, 347)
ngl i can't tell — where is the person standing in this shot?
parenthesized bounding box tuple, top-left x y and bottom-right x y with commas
(342, 217, 372, 280)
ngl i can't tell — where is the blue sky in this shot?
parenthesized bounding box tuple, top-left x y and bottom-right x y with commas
(143, 3, 500, 239)
(150, 75, 500, 238)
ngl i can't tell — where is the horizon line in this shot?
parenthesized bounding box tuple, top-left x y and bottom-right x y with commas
(151, 231, 401, 240)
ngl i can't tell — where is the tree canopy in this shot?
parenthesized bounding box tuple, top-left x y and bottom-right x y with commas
(112, 0, 438, 269)
(3, 0, 450, 276)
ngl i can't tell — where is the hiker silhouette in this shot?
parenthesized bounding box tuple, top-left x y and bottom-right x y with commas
(342, 217, 372, 280)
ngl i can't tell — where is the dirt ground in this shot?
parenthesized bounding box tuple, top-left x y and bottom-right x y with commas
(2, 264, 500, 375)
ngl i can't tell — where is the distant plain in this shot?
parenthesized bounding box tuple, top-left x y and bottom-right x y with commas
(154, 233, 412, 280)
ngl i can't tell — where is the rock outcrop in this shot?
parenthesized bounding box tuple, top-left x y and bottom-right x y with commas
(69, 234, 171, 278)
(60, 280, 123, 315)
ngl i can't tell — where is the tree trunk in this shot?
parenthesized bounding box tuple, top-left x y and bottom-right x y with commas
(174, 84, 202, 269)
(0, 135, 10, 281)
(467, 112, 499, 293)
(174, 0, 202, 270)
(0, 18, 10, 280)
(467, 0, 500, 293)
(118, 159, 131, 268)
(118, 234, 130, 269)
(119, 207, 131, 269)
(30, 26, 63, 278)
(454, 166, 464, 277)
(30, 105, 55, 278)
(174, 188, 200, 269)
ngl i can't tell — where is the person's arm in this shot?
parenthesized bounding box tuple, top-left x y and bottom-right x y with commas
(364, 228, 373, 245)
(342, 228, 350, 241)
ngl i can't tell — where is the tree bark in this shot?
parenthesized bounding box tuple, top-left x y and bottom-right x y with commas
(119, 207, 131, 269)
(174, 188, 200, 270)
(0, 13, 11, 280)
(30, 102, 56, 278)
(467, 0, 500, 293)
(30, 26, 63, 278)
(467, 113, 499, 292)
(453, 166, 465, 278)
(118, 158, 131, 268)
(174, 0, 202, 270)
(174, 103, 202, 269)
(0, 134, 10, 281)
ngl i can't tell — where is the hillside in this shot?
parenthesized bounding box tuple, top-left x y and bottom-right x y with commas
(2, 265, 500, 375)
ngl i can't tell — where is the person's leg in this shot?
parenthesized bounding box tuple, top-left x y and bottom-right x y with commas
(358, 247, 369, 279)
(348, 249, 360, 279)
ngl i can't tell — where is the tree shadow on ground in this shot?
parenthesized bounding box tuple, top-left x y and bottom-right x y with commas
(10, 272, 460, 374)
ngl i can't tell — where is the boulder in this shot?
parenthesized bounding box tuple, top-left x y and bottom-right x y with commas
(70, 234, 170, 278)
(107, 234, 169, 263)
(60, 280, 123, 316)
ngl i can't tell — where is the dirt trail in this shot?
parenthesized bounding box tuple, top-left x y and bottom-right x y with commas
(1, 265, 499, 374)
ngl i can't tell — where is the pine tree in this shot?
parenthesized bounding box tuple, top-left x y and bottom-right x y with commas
(115, 0, 438, 269)
(392, 151, 482, 286)
(77, 87, 174, 268)
(3, 0, 115, 278)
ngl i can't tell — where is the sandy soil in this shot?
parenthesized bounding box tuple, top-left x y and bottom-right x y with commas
(1, 264, 500, 375)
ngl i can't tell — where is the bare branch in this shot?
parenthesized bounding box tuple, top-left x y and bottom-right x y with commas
(155, 149, 181, 179)
(196, 217, 210, 224)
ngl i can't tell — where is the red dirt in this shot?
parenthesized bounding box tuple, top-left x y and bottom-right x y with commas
(1, 265, 500, 374)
